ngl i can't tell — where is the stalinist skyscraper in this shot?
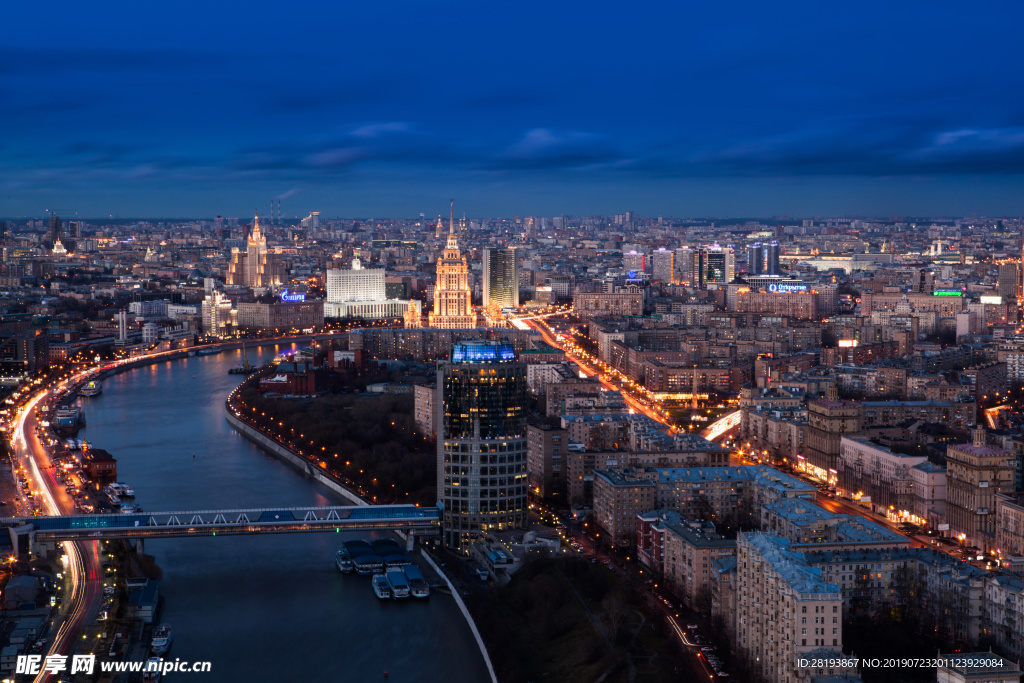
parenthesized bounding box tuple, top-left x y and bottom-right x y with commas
(227, 213, 284, 289)
(428, 200, 476, 329)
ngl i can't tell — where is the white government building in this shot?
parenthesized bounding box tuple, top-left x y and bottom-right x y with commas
(324, 259, 416, 320)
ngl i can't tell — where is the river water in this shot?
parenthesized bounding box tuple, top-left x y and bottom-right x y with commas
(80, 344, 489, 683)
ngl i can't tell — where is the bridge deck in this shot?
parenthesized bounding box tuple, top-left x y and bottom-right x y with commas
(2, 504, 441, 539)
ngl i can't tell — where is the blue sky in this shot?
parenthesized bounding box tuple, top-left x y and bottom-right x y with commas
(2, 1, 1023, 218)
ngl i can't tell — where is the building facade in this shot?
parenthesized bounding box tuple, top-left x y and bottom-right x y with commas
(482, 247, 519, 309)
(437, 341, 528, 551)
(946, 428, 1016, 551)
(226, 214, 284, 288)
(428, 214, 476, 329)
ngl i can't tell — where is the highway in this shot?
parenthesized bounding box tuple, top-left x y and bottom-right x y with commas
(524, 317, 677, 427)
(10, 367, 104, 682)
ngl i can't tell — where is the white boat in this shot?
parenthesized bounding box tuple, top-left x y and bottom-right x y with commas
(79, 381, 103, 397)
(385, 568, 410, 599)
(335, 548, 353, 574)
(403, 565, 430, 598)
(372, 574, 391, 600)
(120, 504, 137, 514)
(151, 624, 173, 655)
(110, 482, 135, 497)
(143, 657, 162, 683)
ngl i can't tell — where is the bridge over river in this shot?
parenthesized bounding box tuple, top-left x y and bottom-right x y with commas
(3, 504, 440, 553)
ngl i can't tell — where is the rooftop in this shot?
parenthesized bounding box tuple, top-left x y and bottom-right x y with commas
(741, 533, 840, 597)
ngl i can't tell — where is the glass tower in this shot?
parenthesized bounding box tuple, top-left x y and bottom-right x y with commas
(437, 340, 528, 551)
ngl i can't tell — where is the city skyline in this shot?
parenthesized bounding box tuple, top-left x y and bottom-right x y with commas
(2, 2, 1023, 218)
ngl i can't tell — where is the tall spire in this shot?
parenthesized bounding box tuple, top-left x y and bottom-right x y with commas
(449, 198, 455, 235)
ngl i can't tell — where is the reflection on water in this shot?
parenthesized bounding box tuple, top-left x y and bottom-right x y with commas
(82, 345, 488, 682)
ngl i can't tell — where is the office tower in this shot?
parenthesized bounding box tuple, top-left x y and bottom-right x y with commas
(674, 247, 695, 286)
(48, 214, 61, 245)
(483, 247, 519, 309)
(998, 261, 1017, 300)
(437, 340, 528, 551)
(910, 268, 935, 294)
(746, 242, 764, 275)
(695, 246, 734, 287)
(428, 202, 476, 329)
(766, 240, 781, 275)
(623, 250, 646, 277)
(650, 247, 675, 283)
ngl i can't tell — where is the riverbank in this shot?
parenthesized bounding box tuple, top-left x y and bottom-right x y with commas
(224, 410, 365, 507)
(223, 373, 498, 683)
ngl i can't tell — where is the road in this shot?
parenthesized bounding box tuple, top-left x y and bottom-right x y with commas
(11, 367, 105, 682)
(524, 317, 678, 427)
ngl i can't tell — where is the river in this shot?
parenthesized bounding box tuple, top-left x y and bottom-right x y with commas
(79, 344, 490, 682)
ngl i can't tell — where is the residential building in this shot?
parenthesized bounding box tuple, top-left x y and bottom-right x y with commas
(946, 428, 1016, 551)
(527, 423, 567, 500)
(736, 533, 846, 683)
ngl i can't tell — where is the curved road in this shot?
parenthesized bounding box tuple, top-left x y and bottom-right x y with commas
(11, 372, 104, 682)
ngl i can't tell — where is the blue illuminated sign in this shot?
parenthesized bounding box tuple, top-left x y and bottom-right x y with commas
(627, 270, 637, 279)
(451, 343, 517, 363)
(279, 289, 306, 302)
(767, 283, 807, 293)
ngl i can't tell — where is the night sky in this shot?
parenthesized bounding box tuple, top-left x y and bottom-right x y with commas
(2, 1, 1023, 218)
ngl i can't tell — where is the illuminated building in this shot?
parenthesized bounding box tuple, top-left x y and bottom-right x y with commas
(428, 202, 476, 329)
(482, 247, 519, 309)
(324, 259, 411, 320)
(650, 247, 675, 283)
(227, 213, 284, 288)
(437, 340, 528, 551)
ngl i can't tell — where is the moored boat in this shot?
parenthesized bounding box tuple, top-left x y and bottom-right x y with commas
(372, 574, 391, 600)
(385, 568, 410, 599)
(334, 547, 353, 573)
(150, 624, 173, 655)
(403, 565, 430, 598)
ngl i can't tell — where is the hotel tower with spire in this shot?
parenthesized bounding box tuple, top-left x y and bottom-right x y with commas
(428, 200, 477, 329)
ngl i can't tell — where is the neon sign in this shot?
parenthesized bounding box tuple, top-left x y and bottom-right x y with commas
(767, 283, 807, 293)
(932, 290, 962, 297)
(280, 289, 306, 302)
(627, 270, 638, 279)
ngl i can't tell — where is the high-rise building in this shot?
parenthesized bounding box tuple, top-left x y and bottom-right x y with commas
(694, 246, 734, 287)
(48, 214, 61, 245)
(226, 214, 284, 289)
(326, 259, 385, 302)
(746, 242, 764, 275)
(766, 240, 781, 276)
(437, 340, 528, 551)
(674, 247, 695, 286)
(623, 250, 646, 277)
(998, 261, 1018, 300)
(300, 211, 321, 230)
(483, 247, 519, 309)
(428, 203, 476, 329)
(650, 247, 675, 283)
